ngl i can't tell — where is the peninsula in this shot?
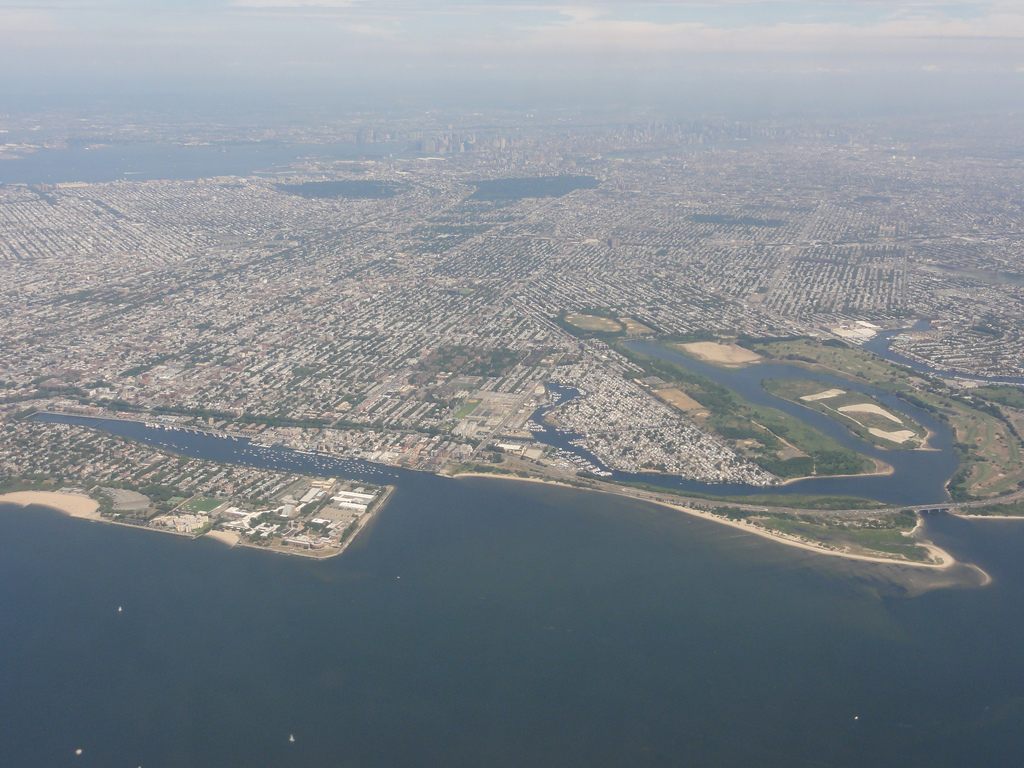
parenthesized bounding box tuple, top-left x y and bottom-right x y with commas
(3, 115, 1024, 570)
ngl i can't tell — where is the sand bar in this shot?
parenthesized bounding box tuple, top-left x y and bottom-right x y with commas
(800, 388, 845, 402)
(869, 427, 917, 444)
(838, 403, 902, 423)
(676, 341, 761, 367)
(565, 313, 623, 333)
(0, 490, 101, 520)
(450, 472, 958, 570)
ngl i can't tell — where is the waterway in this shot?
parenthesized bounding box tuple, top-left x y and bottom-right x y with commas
(527, 341, 959, 506)
(469, 175, 599, 201)
(33, 412, 405, 486)
(865, 320, 1024, 386)
(2, 476, 1023, 766)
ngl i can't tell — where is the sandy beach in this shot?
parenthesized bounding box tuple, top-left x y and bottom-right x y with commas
(204, 529, 241, 547)
(450, 471, 958, 570)
(0, 490, 102, 520)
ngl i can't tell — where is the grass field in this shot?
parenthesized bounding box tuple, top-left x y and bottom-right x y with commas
(565, 313, 624, 333)
(948, 399, 1023, 498)
(966, 499, 1024, 516)
(619, 317, 654, 336)
(740, 404, 875, 477)
(454, 399, 481, 419)
(971, 385, 1024, 409)
(720, 494, 886, 510)
(749, 339, 910, 389)
(183, 496, 223, 513)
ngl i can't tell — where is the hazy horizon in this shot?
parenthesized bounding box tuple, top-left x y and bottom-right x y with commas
(2, 1, 1022, 117)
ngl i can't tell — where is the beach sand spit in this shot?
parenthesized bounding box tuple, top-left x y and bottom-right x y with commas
(838, 402, 903, 423)
(800, 388, 845, 402)
(0, 490, 101, 520)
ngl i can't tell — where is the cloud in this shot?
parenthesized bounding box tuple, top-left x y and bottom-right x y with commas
(517, 4, 1024, 57)
(0, 8, 57, 31)
(1, 0, 1023, 88)
(230, 0, 360, 8)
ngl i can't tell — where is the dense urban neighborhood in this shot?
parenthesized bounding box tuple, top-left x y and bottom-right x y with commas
(3, 111, 1024, 556)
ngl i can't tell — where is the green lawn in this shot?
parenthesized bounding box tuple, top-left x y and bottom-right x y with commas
(967, 500, 1024, 516)
(453, 399, 480, 419)
(183, 496, 223, 513)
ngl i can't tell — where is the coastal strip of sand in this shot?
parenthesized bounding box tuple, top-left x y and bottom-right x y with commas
(0, 490, 102, 520)
(449, 472, 959, 571)
(204, 529, 241, 547)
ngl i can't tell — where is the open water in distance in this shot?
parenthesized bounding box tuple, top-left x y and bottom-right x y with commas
(0, 140, 410, 184)
(2, 479, 1023, 767)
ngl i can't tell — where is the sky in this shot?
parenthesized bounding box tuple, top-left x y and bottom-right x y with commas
(1, 1, 1022, 114)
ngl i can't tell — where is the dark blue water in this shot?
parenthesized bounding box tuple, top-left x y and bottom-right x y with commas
(530, 342, 959, 505)
(2, 477, 1022, 767)
(0, 140, 410, 184)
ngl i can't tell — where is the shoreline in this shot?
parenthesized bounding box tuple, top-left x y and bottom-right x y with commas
(0, 490, 199, 540)
(14, 412, 991, 569)
(0, 490, 102, 520)
(448, 471, 961, 571)
(0, 484, 395, 562)
(776, 458, 895, 486)
(211, 483, 394, 560)
(204, 529, 241, 547)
